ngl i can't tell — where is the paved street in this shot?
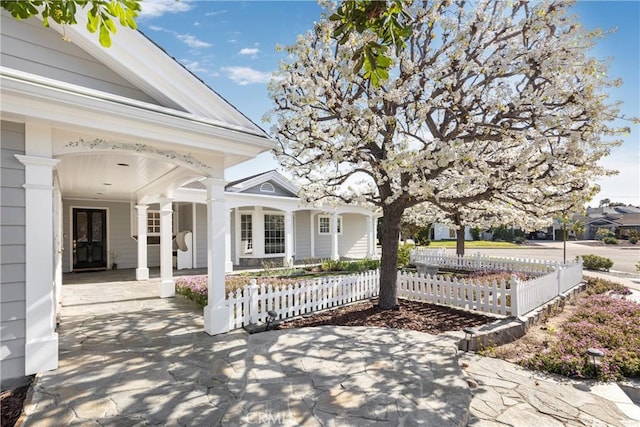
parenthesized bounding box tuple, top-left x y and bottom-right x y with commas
(468, 240, 640, 274)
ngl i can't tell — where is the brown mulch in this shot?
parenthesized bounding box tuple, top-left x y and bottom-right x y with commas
(277, 298, 494, 334)
(1, 380, 32, 427)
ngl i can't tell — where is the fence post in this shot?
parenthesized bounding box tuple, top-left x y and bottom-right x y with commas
(509, 275, 520, 317)
(556, 264, 562, 296)
(249, 279, 259, 324)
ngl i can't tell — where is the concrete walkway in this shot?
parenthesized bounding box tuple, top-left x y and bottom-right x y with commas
(22, 274, 639, 426)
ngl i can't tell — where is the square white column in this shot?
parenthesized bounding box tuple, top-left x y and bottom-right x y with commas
(366, 214, 374, 258)
(284, 211, 294, 267)
(203, 178, 230, 335)
(158, 198, 174, 298)
(16, 154, 60, 376)
(225, 209, 233, 272)
(331, 212, 339, 261)
(135, 204, 149, 281)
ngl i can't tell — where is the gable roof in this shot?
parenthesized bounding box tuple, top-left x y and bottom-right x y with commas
(42, 13, 269, 139)
(225, 170, 299, 196)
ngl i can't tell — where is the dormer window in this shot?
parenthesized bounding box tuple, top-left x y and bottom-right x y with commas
(260, 182, 275, 193)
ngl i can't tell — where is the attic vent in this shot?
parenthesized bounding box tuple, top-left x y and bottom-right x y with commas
(260, 182, 275, 193)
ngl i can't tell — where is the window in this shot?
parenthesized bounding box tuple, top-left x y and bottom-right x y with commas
(264, 214, 285, 254)
(318, 215, 342, 235)
(241, 214, 253, 254)
(147, 211, 161, 235)
(260, 182, 275, 193)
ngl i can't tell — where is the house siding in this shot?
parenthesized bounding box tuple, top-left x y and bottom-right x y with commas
(294, 211, 312, 260)
(340, 214, 368, 259)
(62, 200, 162, 272)
(0, 12, 161, 106)
(1, 120, 26, 379)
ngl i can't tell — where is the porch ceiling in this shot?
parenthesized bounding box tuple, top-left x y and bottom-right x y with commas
(56, 152, 190, 201)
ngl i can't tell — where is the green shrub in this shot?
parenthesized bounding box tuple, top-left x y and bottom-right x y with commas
(579, 254, 614, 271)
(514, 236, 526, 244)
(397, 242, 414, 267)
(471, 227, 481, 241)
(603, 237, 618, 245)
(630, 237, 638, 244)
(584, 277, 627, 295)
(415, 228, 431, 246)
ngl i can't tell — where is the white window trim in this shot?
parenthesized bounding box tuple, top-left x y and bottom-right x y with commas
(240, 213, 253, 255)
(259, 182, 276, 193)
(264, 213, 286, 255)
(318, 215, 343, 235)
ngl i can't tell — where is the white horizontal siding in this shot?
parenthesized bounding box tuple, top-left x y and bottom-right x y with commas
(340, 214, 368, 258)
(294, 211, 312, 260)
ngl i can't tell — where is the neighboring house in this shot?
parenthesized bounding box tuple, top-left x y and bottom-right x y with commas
(430, 224, 473, 241)
(564, 206, 640, 240)
(1, 13, 275, 379)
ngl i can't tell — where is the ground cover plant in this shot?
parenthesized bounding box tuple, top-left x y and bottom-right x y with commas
(579, 254, 614, 271)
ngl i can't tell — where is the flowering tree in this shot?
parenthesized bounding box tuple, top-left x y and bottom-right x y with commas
(268, 0, 628, 309)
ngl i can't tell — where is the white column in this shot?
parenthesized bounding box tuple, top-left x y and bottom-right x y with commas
(234, 208, 241, 264)
(135, 204, 149, 280)
(191, 203, 197, 268)
(254, 206, 264, 257)
(158, 198, 174, 298)
(366, 214, 373, 258)
(310, 213, 315, 258)
(53, 181, 63, 325)
(331, 212, 339, 261)
(284, 211, 294, 267)
(373, 216, 378, 257)
(225, 208, 233, 272)
(203, 178, 230, 335)
(16, 154, 60, 376)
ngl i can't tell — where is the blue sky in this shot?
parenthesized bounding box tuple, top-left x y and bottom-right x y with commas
(136, 0, 639, 207)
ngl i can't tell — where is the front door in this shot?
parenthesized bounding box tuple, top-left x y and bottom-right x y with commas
(73, 208, 107, 270)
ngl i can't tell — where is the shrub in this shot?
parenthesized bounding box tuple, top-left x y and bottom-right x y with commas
(470, 227, 481, 241)
(584, 277, 627, 296)
(521, 294, 640, 381)
(397, 242, 414, 267)
(514, 236, 527, 244)
(415, 228, 431, 246)
(630, 237, 638, 245)
(603, 237, 618, 245)
(579, 254, 613, 271)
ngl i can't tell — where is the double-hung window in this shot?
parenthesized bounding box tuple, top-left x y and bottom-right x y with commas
(318, 215, 342, 235)
(264, 214, 285, 254)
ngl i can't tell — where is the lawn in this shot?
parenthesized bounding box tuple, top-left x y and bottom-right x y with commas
(423, 240, 525, 249)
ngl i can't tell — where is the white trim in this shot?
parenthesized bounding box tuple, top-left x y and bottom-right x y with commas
(318, 215, 343, 235)
(259, 182, 276, 193)
(226, 170, 298, 195)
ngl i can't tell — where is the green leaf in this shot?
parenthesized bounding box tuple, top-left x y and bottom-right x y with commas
(103, 15, 116, 33)
(99, 23, 111, 47)
(87, 12, 98, 32)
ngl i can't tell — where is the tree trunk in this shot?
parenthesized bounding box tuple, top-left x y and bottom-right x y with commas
(456, 225, 466, 256)
(378, 207, 403, 309)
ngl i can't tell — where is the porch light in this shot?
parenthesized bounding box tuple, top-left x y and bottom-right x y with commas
(265, 310, 278, 331)
(587, 348, 604, 370)
(463, 327, 476, 352)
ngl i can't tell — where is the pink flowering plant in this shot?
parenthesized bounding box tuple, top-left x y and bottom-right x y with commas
(521, 294, 640, 381)
(176, 275, 305, 307)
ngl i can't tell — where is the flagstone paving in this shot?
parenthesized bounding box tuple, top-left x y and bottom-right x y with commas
(22, 273, 639, 426)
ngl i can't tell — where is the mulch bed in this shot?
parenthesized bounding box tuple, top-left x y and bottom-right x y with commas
(277, 298, 494, 334)
(1, 381, 32, 427)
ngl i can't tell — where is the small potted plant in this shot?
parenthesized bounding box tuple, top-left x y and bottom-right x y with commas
(110, 250, 120, 270)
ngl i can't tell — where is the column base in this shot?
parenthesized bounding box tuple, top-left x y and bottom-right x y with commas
(204, 304, 230, 336)
(224, 261, 233, 273)
(136, 267, 149, 281)
(25, 334, 59, 375)
(158, 280, 175, 298)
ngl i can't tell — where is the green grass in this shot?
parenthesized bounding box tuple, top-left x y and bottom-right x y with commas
(423, 240, 525, 249)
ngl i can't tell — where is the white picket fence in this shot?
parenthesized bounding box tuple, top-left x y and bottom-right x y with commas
(226, 257, 584, 329)
(410, 249, 560, 275)
(227, 270, 379, 330)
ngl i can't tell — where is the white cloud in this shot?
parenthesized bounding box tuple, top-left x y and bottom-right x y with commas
(179, 59, 208, 74)
(222, 66, 272, 85)
(205, 10, 227, 16)
(177, 34, 212, 48)
(239, 47, 260, 57)
(139, 0, 193, 18)
(148, 25, 163, 31)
